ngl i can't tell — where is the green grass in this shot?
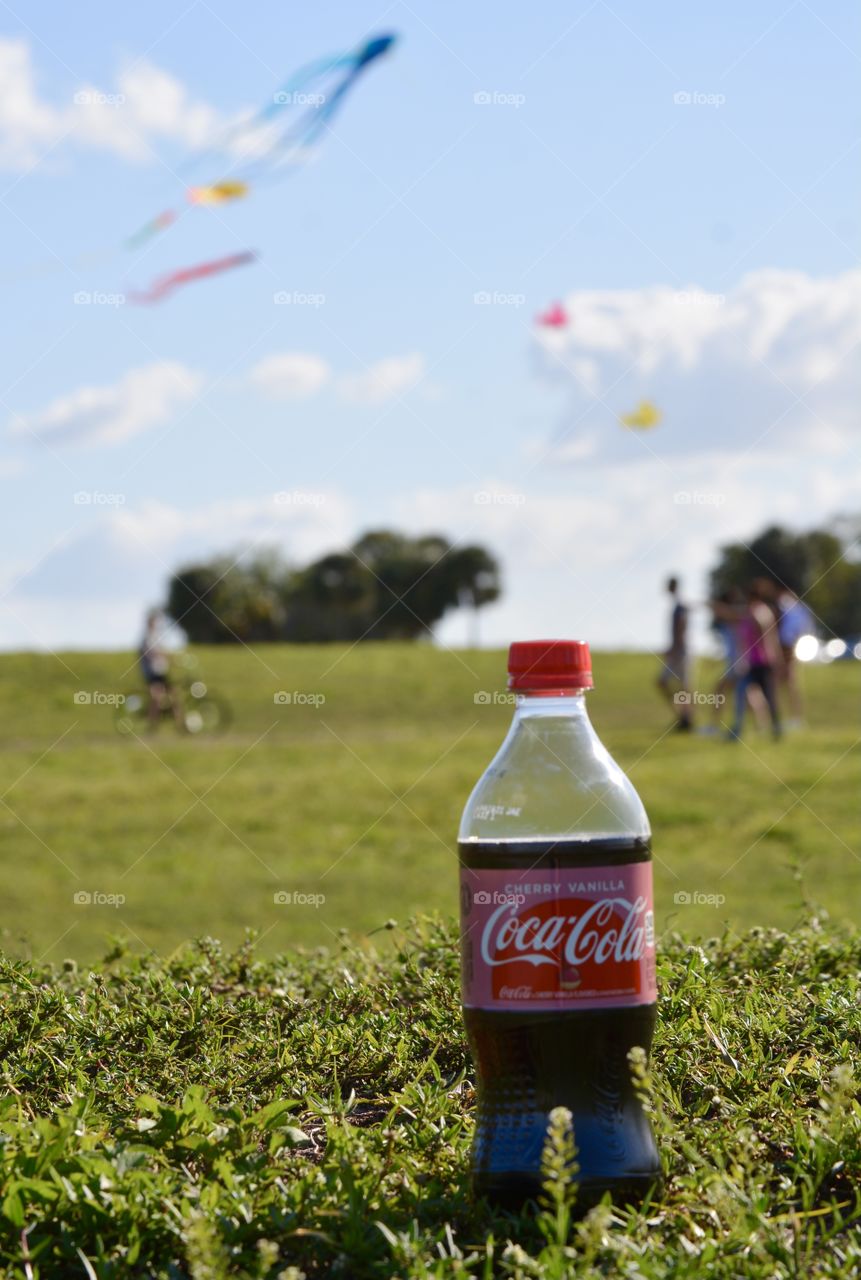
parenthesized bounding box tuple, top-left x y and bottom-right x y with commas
(1, 647, 859, 1276)
(0, 646, 857, 962)
(1, 919, 859, 1277)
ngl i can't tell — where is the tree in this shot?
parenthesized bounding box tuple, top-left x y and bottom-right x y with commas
(166, 551, 288, 644)
(709, 521, 861, 637)
(165, 532, 501, 643)
(283, 553, 377, 642)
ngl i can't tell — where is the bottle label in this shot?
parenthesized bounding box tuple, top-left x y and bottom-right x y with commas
(460, 862, 657, 1010)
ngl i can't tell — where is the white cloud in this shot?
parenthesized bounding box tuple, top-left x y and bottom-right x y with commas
(246, 350, 428, 405)
(339, 353, 425, 405)
(249, 353, 331, 400)
(0, 38, 227, 169)
(114, 62, 222, 151)
(7, 490, 354, 617)
(535, 268, 861, 464)
(393, 446, 861, 654)
(10, 362, 203, 448)
(0, 39, 59, 168)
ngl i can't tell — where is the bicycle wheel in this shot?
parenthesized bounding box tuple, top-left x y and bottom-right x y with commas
(183, 691, 231, 735)
(114, 691, 148, 736)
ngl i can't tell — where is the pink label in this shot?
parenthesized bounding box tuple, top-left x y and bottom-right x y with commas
(460, 863, 657, 1010)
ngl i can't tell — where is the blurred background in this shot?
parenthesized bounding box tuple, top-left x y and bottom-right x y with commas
(0, 0, 858, 961)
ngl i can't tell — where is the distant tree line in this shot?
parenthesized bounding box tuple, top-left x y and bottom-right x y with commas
(165, 530, 501, 643)
(710, 520, 861, 637)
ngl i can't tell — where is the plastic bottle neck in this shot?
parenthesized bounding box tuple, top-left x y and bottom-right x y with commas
(512, 690, 591, 721)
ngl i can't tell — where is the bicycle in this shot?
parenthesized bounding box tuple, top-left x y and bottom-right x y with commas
(114, 654, 232, 736)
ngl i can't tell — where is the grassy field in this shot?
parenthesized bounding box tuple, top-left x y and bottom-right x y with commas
(1, 919, 859, 1277)
(1, 646, 859, 1277)
(0, 645, 858, 962)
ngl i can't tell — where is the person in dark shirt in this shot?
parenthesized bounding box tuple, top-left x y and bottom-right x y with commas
(656, 576, 693, 730)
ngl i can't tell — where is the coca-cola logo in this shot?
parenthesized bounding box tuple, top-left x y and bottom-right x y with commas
(479, 896, 651, 970)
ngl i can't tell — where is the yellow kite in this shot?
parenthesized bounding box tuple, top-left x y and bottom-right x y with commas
(620, 399, 662, 429)
(187, 180, 250, 206)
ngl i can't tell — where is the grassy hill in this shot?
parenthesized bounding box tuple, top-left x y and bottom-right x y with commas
(0, 645, 857, 962)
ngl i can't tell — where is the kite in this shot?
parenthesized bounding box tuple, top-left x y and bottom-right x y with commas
(125, 210, 177, 251)
(216, 33, 397, 175)
(536, 301, 569, 328)
(620, 399, 662, 429)
(129, 251, 258, 305)
(187, 180, 250, 205)
(126, 34, 398, 249)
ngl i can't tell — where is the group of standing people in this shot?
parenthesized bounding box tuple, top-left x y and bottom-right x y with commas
(657, 576, 813, 740)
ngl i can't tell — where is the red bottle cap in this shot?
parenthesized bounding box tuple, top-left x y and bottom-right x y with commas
(507, 639, 593, 692)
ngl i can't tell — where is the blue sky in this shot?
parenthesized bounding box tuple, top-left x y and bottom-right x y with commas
(1, 0, 858, 652)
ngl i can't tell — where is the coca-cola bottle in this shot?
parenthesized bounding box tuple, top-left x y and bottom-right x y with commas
(459, 639, 660, 1206)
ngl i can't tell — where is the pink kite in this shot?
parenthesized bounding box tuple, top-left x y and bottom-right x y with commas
(536, 302, 569, 328)
(130, 251, 258, 304)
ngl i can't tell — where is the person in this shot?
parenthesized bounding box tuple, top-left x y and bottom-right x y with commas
(730, 584, 783, 740)
(706, 588, 743, 732)
(139, 609, 183, 729)
(776, 588, 813, 727)
(656, 576, 693, 730)
(707, 587, 769, 734)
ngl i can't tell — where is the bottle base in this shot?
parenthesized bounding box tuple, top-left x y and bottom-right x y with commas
(474, 1169, 663, 1213)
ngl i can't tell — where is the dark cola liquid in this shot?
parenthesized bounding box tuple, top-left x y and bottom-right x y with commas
(459, 836, 661, 1209)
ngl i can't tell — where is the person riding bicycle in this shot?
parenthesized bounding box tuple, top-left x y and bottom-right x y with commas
(139, 609, 183, 728)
